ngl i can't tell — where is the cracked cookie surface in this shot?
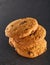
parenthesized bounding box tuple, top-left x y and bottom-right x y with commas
(9, 38, 47, 58)
(5, 17, 38, 38)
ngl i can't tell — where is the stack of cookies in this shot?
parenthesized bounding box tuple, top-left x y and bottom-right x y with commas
(5, 17, 47, 58)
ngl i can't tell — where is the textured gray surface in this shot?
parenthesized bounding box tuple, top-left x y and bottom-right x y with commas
(0, 0, 50, 65)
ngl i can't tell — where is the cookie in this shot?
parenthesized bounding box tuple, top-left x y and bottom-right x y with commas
(14, 25, 46, 49)
(12, 39, 47, 58)
(5, 17, 38, 38)
(9, 37, 47, 51)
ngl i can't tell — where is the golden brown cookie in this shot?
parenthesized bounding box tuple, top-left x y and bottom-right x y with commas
(14, 25, 46, 49)
(5, 17, 38, 38)
(9, 38, 47, 58)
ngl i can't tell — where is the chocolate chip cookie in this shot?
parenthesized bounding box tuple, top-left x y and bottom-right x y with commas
(5, 17, 38, 38)
(9, 38, 47, 58)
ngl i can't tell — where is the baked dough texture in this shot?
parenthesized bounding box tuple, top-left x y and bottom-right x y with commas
(9, 38, 47, 58)
(5, 17, 38, 38)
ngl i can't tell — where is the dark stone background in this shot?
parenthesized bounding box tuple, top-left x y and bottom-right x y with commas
(0, 0, 50, 65)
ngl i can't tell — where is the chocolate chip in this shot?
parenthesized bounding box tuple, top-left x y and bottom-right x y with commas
(25, 28, 28, 30)
(28, 51, 31, 55)
(11, 25, 13, 27)
(28, 51, 33, 56)
(29, 32, 34, 36)
(39, 36, 40, 38)
(20, 21, 26, 25)
(14, 28, 17, 31)
(29, 34, 32, 36)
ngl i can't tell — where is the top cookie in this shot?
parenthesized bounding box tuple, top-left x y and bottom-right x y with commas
(5, 17, 38, 38)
